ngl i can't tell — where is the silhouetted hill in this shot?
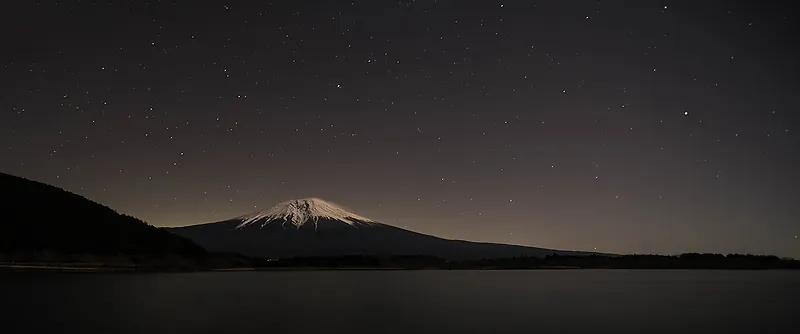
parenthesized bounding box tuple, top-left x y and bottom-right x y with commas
(170, 217, 603, 261)
(0, 172, 207, 264)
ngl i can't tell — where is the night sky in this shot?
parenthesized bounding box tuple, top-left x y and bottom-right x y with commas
(2, 0, 798, 257)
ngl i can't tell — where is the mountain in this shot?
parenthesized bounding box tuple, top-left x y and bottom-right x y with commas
(0, 172, 206, 263)
(169, 198, 600, 261)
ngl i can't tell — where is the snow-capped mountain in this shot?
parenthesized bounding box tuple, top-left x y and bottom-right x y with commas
(235, 198, 379, 230)
(168, 198, 599, 261)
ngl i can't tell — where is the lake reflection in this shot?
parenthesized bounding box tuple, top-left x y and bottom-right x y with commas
(1, 270, 798, 334)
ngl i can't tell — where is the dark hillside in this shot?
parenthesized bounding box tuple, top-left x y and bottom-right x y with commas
(0, 172, 205, 258)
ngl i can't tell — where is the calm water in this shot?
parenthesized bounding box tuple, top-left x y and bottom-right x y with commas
(1, 270, 798, 334)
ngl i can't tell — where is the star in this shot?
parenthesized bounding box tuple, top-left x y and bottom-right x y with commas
(2, 0, 795, 260)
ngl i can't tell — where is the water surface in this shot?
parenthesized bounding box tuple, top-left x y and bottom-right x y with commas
(2, 270, 798, 334)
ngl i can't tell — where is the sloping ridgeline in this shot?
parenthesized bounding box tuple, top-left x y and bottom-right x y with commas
(0, 172, 208, 269)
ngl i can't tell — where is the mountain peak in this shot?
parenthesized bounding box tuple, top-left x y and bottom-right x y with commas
(235, 198, 377, 229)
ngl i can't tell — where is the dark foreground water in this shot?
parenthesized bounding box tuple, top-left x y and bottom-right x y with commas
(1, 270, 798, 334)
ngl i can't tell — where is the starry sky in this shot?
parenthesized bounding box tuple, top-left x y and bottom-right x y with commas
(2, 0, 798, 258)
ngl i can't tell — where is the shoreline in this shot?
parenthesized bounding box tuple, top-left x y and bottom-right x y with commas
(3, 264, 798, 273)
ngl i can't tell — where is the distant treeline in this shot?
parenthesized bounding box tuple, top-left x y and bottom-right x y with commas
(4, 252, 797, 272)
(0, 251, 254, 272)
(463, 253, 799, 270)
(253, 255, 447, 269)
(256, 253, 800, 270)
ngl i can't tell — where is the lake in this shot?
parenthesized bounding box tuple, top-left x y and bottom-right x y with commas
(1, 270, 798, 334)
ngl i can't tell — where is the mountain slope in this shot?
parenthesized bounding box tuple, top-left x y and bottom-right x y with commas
(169, 198, 599, 261)
(0, 172, 206, 258)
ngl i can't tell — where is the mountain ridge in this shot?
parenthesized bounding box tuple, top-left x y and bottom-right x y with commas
(169, 197, 607, 261)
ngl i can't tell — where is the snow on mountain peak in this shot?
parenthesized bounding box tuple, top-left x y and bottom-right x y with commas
(235, 198, 377, 229)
